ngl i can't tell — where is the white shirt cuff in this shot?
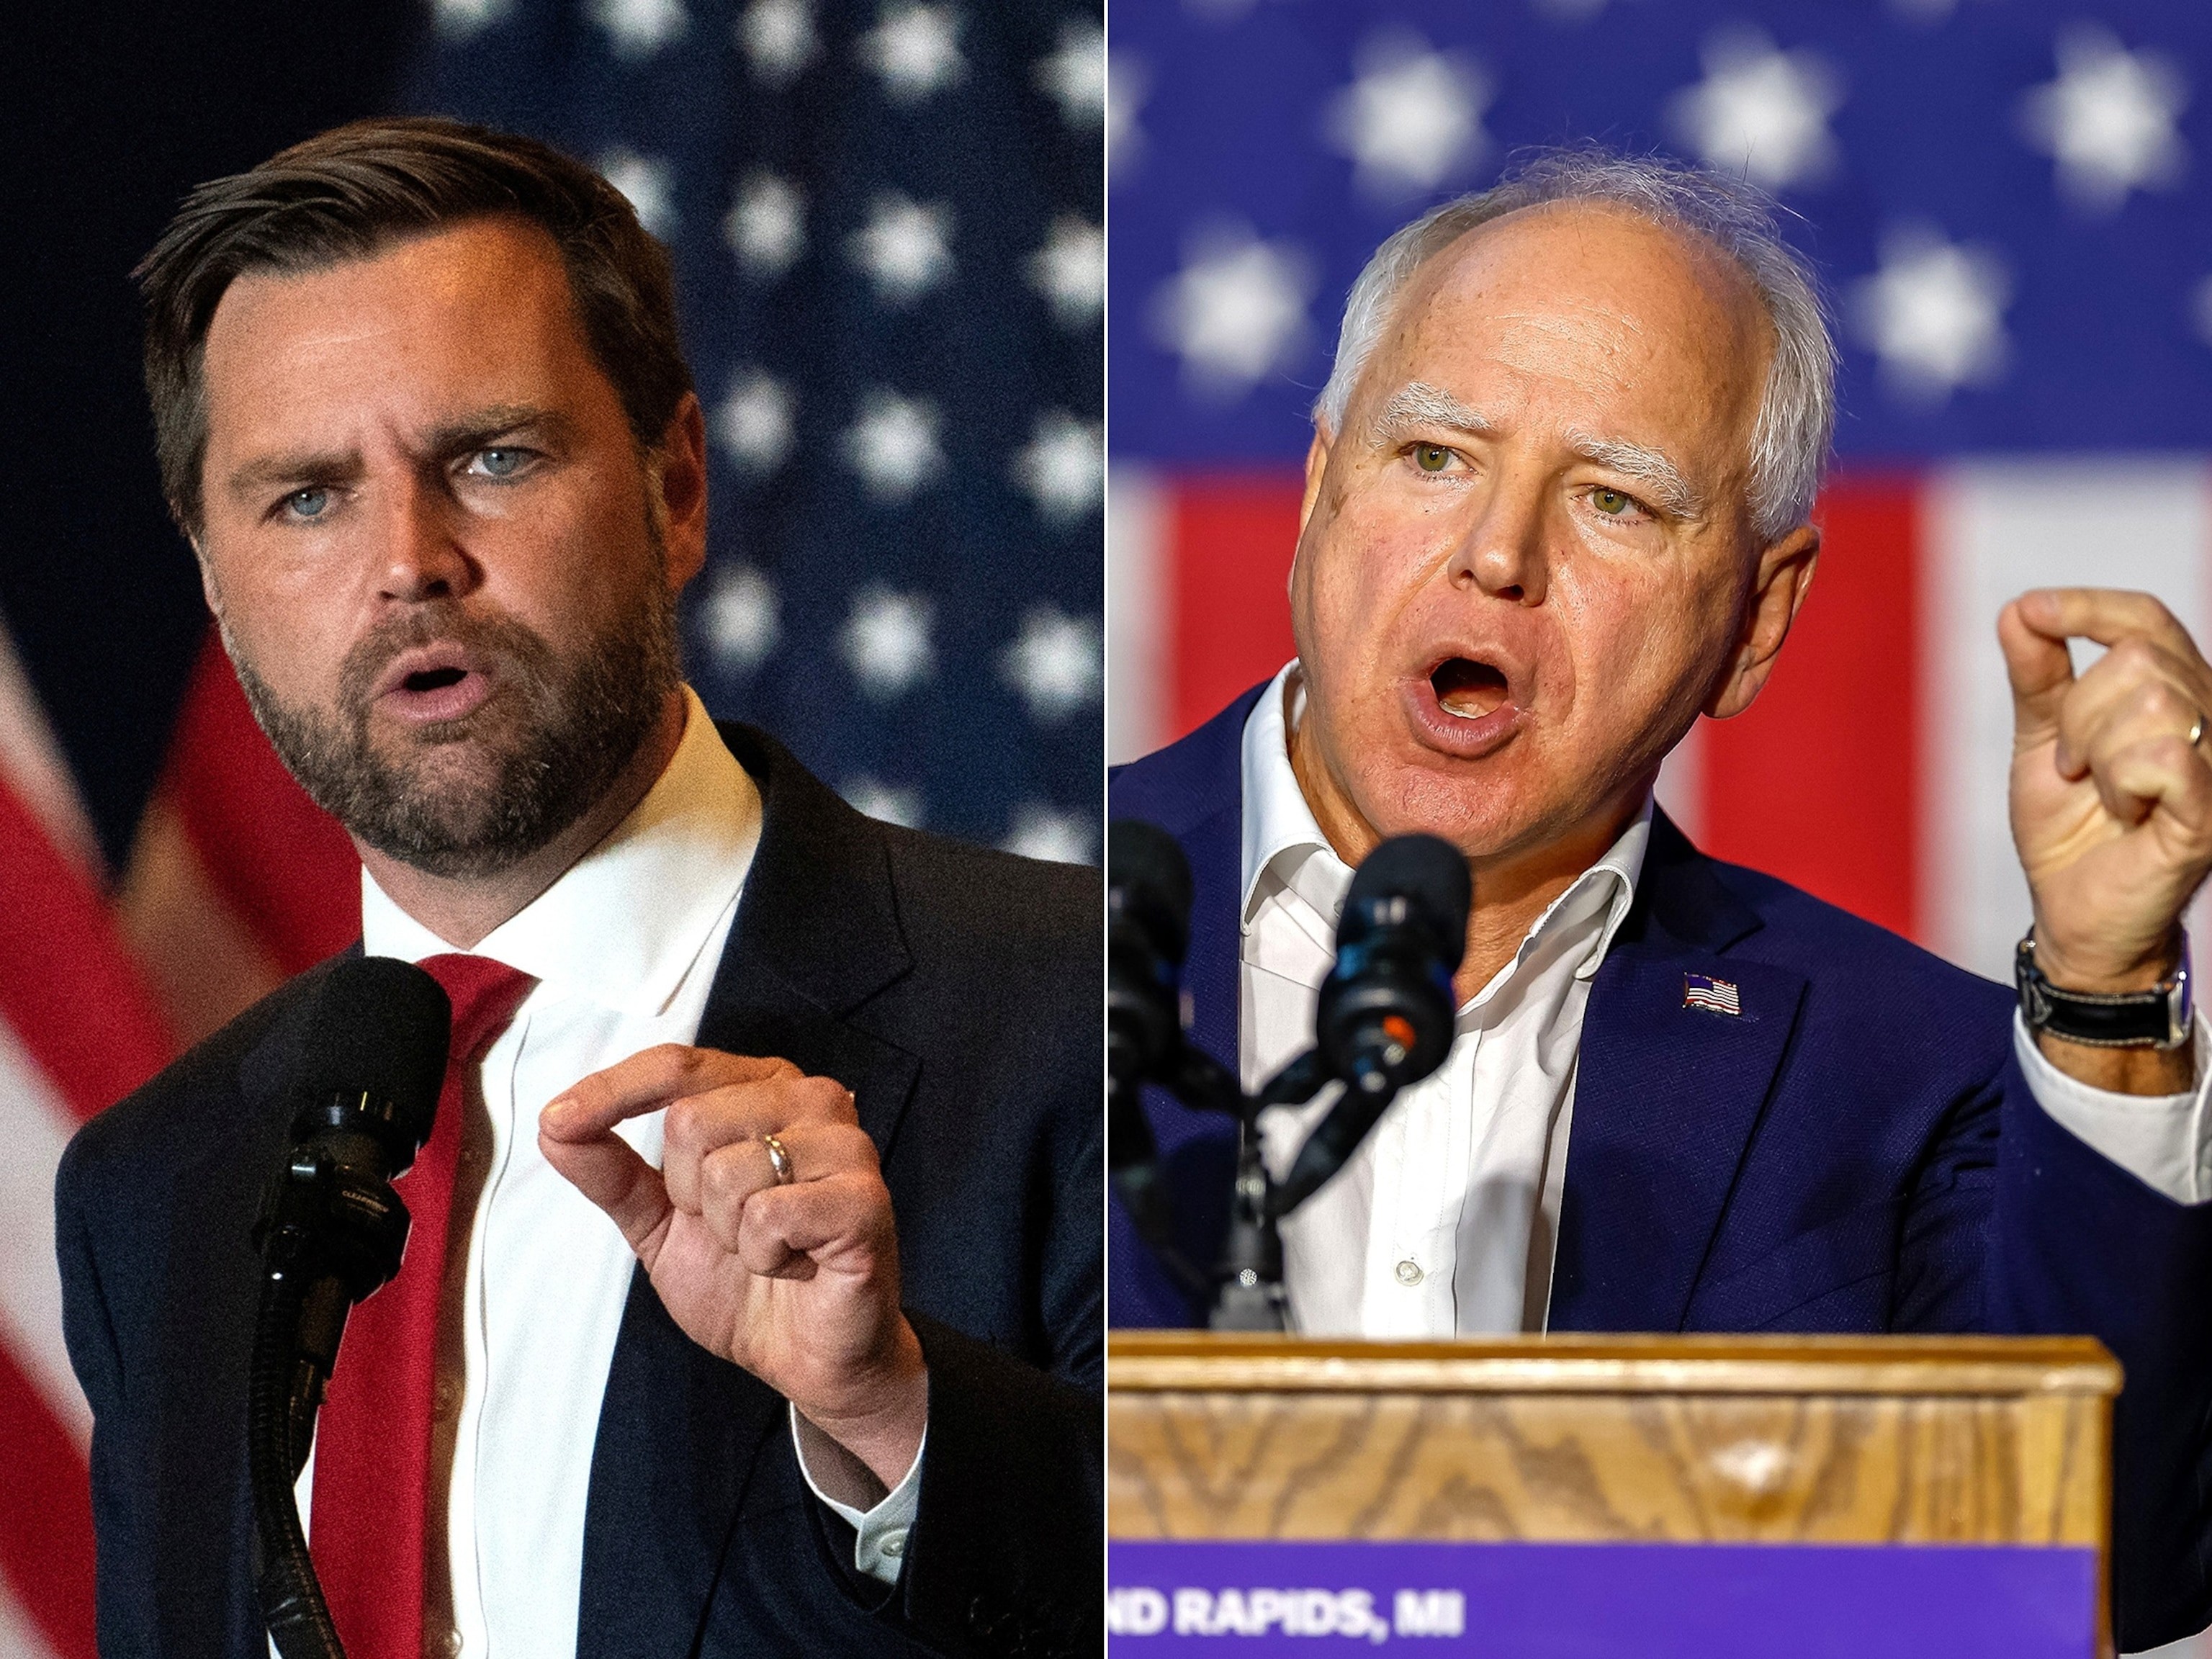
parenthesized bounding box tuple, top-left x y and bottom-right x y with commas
(2013, 1010, 2212, 1205)
(788, 1406, 926, 1586)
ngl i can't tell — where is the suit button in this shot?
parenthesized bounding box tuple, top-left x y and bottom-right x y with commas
(434, 1375, 463, 1421)
(426, 1630, 461, 1658)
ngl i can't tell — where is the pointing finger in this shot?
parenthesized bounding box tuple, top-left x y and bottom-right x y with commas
(541, 1044, 798, 1140)
(2016, 588, 2198, 660)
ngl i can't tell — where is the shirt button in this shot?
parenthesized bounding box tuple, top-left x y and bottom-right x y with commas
(880, 1529, 907, 1559)
(1395, 1259, 1424, 1287)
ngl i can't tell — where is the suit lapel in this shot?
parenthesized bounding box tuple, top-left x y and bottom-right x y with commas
(577, 725, 920, 1658)
(1550, 817, 1807, 1333)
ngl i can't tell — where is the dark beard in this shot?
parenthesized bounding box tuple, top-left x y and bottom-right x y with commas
(228, 569, 682, 881)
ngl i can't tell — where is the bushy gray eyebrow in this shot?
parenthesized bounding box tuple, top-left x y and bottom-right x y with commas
(1366, 379, 1493, 447)
(1562, 427, 1704, 520)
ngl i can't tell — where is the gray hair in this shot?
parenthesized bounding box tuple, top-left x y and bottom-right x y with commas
(1313, 148, 1836, 542)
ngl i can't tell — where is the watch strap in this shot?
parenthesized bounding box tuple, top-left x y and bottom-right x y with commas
(2015, 934, 2193, 1051)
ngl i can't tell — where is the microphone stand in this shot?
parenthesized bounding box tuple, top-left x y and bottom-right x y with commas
(1151, 1046, 1381, 1333)
(248, 1109, 418, 1659)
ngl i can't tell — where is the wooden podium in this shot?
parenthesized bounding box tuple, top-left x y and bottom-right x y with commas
(1108, 1331, 2121, 1656)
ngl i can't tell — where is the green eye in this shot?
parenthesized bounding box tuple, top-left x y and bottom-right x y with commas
(1592, 487, 1634, 516)
(1413, 443, 1453, 473)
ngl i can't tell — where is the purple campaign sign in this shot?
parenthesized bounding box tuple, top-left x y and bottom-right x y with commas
(1109, 1539, 2098, 1657)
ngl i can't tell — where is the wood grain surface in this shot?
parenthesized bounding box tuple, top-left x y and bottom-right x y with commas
(1109, 1334, 2117, 1547)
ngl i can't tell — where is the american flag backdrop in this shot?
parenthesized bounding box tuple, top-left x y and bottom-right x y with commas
(415, 0, 1105, 860)
(1107, 0, 2212, 991)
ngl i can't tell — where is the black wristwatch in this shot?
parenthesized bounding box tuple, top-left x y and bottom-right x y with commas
(2015, 932, 2194, 1051)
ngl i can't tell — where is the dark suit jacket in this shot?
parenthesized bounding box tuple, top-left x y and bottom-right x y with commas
(57, 721, 1102, 1659)
(1110, 685, 2212, 1652)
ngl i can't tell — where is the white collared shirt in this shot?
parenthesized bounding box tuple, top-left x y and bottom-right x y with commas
(1242, 665, 1645, 1336)
(1239, 662, 2212, 1342)
(328, 687, 918, 1659)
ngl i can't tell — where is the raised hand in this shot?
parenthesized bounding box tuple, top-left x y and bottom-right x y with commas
(2000, 588, 2212, 1088)
(536, 1045, 927, 1495)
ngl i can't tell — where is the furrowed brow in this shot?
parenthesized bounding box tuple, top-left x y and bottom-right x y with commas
(1565, 428, 1704, 520)
(421, 403, 570, 458)
(1367, 380, 1494, 448)
(225, 449, 363, 501)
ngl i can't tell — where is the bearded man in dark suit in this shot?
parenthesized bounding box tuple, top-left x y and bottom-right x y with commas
(58, 118, 1097, 1659)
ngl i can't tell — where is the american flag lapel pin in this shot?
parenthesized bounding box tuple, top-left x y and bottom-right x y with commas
(1683, 973, 1743, 1017)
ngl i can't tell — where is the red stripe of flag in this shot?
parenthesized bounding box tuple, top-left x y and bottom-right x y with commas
(0, 769, 172, 1122)
(0, 1343, 95, 1658)
(1701, 476, 1923, 940)
(1169, 474, 1302, 739)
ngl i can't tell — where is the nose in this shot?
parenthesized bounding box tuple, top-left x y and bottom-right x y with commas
(374, 472, 476, 603)
(1446, 467, 1550, 606)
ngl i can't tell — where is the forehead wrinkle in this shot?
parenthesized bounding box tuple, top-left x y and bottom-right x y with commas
(1365, 379, 1494, 448)
(1563, 426, 1704, 519)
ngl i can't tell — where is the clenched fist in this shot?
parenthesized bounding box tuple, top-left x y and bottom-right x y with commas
(537, 1044, 927, 1498)
(2001, 588, 2212, 1092)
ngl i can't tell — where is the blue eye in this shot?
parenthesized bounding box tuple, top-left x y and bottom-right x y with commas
(287, 488, 329, 519)
(475, 448, 523, 478)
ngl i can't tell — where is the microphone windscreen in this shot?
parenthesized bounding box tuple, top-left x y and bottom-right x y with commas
(1339, 834, 1472, 969)
(1109, 819, 1194, 967)
(295, 958, 452, 1152)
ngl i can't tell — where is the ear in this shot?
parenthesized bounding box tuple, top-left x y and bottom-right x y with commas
(1705, 521, 1820, 720)
(184, 530, 222, 617)
(1289, 424, 1334, 599)
(649, 393, 711, 591)
(1296, 425, 1332, 540)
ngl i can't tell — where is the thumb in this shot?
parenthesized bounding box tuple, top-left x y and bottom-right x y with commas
(1999, 594, 2077, 747)
(539, 1115, 675, 1266)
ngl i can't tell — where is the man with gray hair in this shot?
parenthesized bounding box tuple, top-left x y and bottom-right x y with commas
(1110, 148, 2212, 1650)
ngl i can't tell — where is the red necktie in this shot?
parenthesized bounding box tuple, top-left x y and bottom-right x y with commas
(310, 953, 535, 1659)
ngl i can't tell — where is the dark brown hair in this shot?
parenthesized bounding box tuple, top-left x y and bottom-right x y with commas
(135, 115, 693, 534)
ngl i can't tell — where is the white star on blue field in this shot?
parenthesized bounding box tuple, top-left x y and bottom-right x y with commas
(1112, 2, 2212, 464)
(417, 0, 1103, 862)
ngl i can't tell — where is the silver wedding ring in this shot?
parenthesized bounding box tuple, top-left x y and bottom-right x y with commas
(762, 1132, 795, 1185)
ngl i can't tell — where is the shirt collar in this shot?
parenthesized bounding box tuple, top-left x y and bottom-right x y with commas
(1238, 658, 1651, 984)
(361, 685, 763, 1019)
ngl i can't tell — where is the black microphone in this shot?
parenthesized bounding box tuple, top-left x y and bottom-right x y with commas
(249, 957, 451, 1659)
(261, 958, 452, 1316)
(1107, 819, 1192, 1173)
(1273, 834, 1470, 1215)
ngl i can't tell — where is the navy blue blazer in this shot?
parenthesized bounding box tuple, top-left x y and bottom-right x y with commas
(1111, 685, 2212, 1651)
(57, 722, 1100, 1659)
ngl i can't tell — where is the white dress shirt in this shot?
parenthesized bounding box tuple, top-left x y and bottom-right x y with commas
(1239, 662, 2212, 1341)
(301, 688, 919, 1659)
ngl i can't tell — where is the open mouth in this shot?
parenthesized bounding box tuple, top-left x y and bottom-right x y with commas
(404, 665, 469, 693)
(1430, 657, 1510, 721)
